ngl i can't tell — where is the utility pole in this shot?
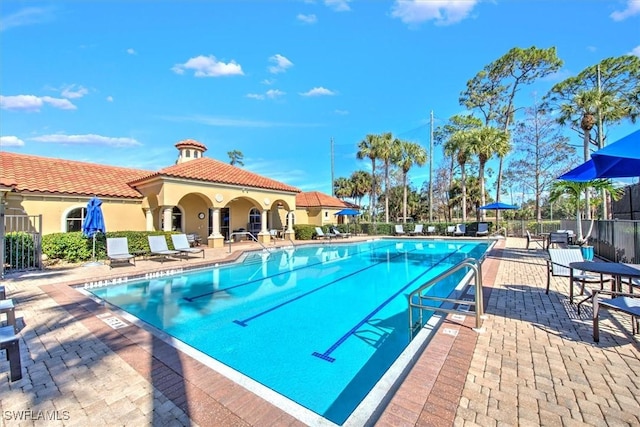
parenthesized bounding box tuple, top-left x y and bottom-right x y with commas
(429, 110, 434, 222)
(330, 137, 335, 197)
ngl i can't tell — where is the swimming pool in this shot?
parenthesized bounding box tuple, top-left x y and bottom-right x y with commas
(85, 239, 490, 425)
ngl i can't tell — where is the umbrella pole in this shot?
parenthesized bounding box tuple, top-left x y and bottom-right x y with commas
(83, 231, 103, 267)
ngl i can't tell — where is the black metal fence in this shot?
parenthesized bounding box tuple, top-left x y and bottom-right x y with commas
(1, 214, 43, 278)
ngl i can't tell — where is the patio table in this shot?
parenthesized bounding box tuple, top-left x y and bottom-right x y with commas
(569, 262, 640, 304)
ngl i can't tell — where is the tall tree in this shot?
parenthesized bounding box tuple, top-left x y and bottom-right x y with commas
(441, 115, 483, 222)
(543, 55, 640, 218)
(333, 177, 353, 200)
(397, 140, 428, 224)
(466, 126, 510, 220)
(357, 134, 380, 223)
(227, 150, 244, 166)
(507, 106, 575, 220)
(349, 170, 371, 208)
(460, 46, 563, 220)
(376, 132, 399, 223)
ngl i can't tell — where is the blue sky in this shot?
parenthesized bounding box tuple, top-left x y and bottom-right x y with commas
(1, 0, 639, 197)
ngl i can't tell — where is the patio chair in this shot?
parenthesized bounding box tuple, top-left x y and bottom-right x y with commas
(446, 225, 456, 236)
(453, 224, 466, 236)
(526, 230, 546, 250)
(186, 233, 201, 247)
(148, 235, 182, 263)
(547, 232, 569, 249)
(0, 299, 17, 333)
(546, 249, 612, 299)
(0, 325, 22, 382)
(409, 224, 424, 236)
(106, 237, 136, 268)
(171, 234, 205, 259)
(330, 227, 351, 238)
(592, 290, 640, 342)
(394, 224, 406, 236)
(476, 223, 489, 237)
(426, 226, 436, 235)
(314, 227, 334, 240)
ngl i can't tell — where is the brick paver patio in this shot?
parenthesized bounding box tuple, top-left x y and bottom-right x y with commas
(0, 237, 638, 426)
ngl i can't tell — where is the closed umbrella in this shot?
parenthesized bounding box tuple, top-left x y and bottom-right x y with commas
(82, 196, 106, 266)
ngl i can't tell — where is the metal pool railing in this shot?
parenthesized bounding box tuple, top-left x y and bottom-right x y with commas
(408, 257, 484, 337)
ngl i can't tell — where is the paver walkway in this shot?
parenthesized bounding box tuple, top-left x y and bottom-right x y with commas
(0, 237, 638, 426)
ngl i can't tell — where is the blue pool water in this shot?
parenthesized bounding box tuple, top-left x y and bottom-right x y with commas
(87, 239, 489, 425)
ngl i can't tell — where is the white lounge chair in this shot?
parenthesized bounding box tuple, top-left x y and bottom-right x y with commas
(330, 227, 351, 238)
(106, 237, 136, 268)
(453, 224, 466, 236)
(409, 224, 424, 236)
(314, 227, 334, 240)
(426, 226, 436, 235)
(476, 223, 489, 237)
(446, 225, 456, 236)
(171, 234, 205, 259)
(394, 224, 405, 236)
(148, 235, 182, 263)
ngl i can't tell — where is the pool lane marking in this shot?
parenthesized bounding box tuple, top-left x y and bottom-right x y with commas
(232, 247, 417, 327)
(311, 244, 470, 363)
(182, 242, 399, 302)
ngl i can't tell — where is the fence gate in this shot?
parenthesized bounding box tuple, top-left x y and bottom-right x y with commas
(1, 213, 43, 278)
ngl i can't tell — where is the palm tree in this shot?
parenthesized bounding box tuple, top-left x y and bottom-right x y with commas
(444, 130, 472, 221)
(349, 170, 371, 208)
(397, 140, 427, 224)
(333, 177, 353, 200)
(227, 150, 244, 166)
(376, 132, 400, 223)
(466, 126, 510, 220)
(357, 134, 380, 223)
(549, 179, 623, 244)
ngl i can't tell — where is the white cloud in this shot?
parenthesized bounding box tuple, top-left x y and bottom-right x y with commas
(262, 79, 275, 85)
(629, 45, 640, 57)
(334, 109, 349, 115)
(268, 54, 294, 74)
(300, 87, 336, 96)
(391, 0, 478, 25)
(246, 89, 286, 100)
(0, 95, 76, 111)
(172, 55, 244, 77)
(297, 13, 318, 24)
(611, 0, 640, 21)
(30, 134, 141, 147)
(106, 96, 114, 102)
(325, 0, 351, 12)
(127, 48, 137, 55)
(0, 136, 25, 147)
(61, 84, 88, 99)
(0, 7, 53, 32)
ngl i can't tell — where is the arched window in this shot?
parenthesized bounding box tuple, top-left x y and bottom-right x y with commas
(248, 207, 261, 234)
(66, 207, 87, 232)
(160, 206, 183, 232)
(185, 150, 191, 158)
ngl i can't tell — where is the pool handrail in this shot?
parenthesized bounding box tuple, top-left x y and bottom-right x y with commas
(408, 257, 484, 335)
(228, 231, 272, 253)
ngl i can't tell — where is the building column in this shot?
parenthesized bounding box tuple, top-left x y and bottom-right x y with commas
(207, 207, 224, 248)
(144, 208, 154, 231)
(162, 206, 173, 232)
(257, 209, 270, 244)
(284, 210, 295, 240)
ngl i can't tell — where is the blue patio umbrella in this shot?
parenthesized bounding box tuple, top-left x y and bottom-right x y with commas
(559, 129, 640, 181)
(82, 196, 106, 266)
(478, 202, 519, 210)
(334, 208, 360, 233)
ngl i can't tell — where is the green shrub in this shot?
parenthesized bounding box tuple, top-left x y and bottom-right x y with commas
(4, 231, 39, 268)
(293, 224, 317, 240)
(41, 231, 178, 263)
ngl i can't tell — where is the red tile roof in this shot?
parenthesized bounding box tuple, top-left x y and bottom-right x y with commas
(175, 139, 207, 151)
(0, 151, 150, 198)
(295, 191, 351, 208)
(129, 157, 301, 193)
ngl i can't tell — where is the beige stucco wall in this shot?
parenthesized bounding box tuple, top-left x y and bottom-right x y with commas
(3, 193, 145, 235)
